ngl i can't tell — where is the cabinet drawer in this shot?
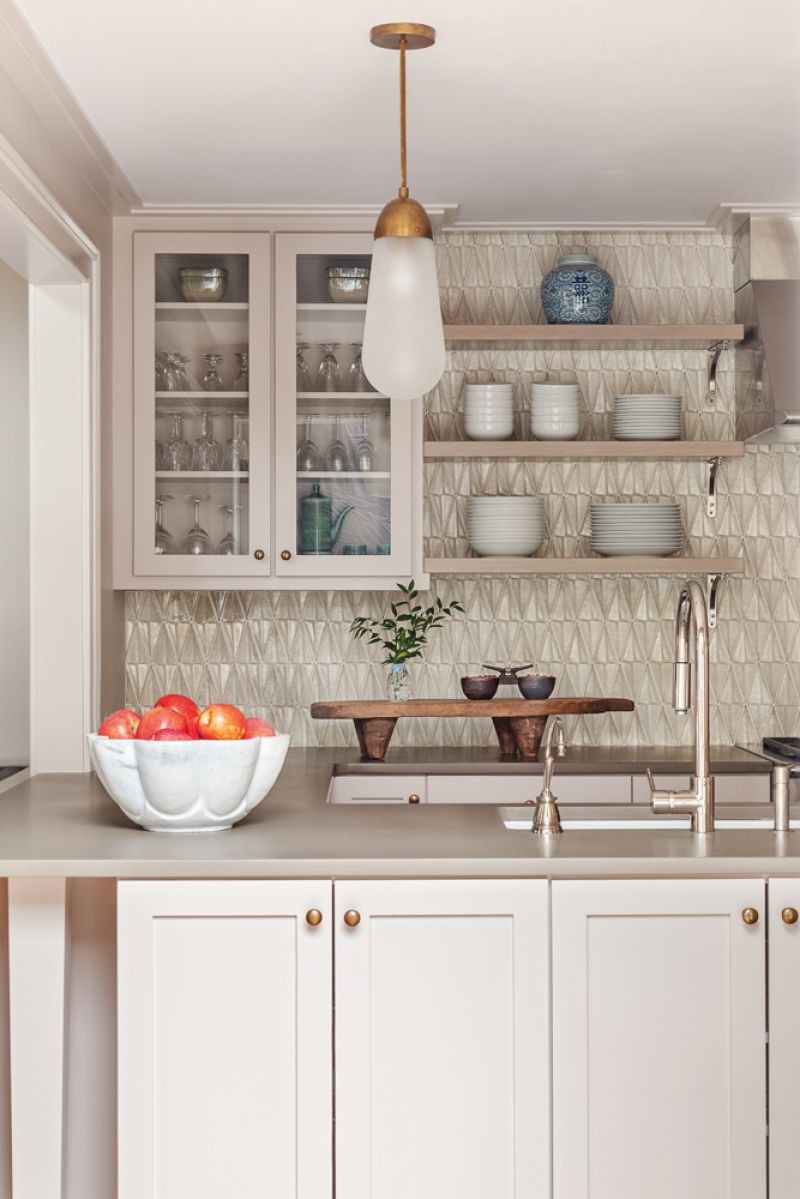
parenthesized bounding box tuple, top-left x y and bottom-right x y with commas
(329, 775, 427, 804)
(427, 775, 632, 805)
(632, 772, 769, 805)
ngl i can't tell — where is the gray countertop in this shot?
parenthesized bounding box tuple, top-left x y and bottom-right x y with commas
(333, 745, 770, 775)
(0, 746, 796, 880)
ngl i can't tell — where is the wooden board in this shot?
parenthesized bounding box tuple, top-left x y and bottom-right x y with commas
(311, 697, 634, 761)
(311, 698, 633, 719)
(424, 557, 743, 576)
(443, 323, 743, 346)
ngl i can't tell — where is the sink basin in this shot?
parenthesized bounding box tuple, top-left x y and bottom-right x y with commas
(499, 807, 800, 832)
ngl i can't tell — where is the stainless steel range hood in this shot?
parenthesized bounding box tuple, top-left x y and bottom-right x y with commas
(734, 214, 800, 443)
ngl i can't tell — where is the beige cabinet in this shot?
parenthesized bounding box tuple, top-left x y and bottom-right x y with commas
(768, 878, 800, 1199)
(334, 880, 550, 1199)
(117, 880, 333, 1199)
(116, 228, 425, 588)
(552, 879, 767, 1199)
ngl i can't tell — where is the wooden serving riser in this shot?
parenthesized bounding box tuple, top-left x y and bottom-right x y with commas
(310, 698, 634, 761)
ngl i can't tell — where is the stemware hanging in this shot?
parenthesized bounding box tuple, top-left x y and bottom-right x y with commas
(222, 414, 249, 471)
(317, 344, 342, 393)
(182, 495, 213, 555)
(154, 495, 173, 555)
(163, 413, 192, 471)
(325, 415, 350, 471)
(296, 343, 313, 392)
(297, 418, 321, 472)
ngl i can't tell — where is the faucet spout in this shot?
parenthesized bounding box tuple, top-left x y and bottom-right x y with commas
(647, 580, 715, 834)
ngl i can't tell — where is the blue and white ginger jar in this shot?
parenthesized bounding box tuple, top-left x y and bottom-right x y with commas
(541, 253, 614, 324)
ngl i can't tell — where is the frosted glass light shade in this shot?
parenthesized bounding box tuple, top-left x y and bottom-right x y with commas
(362, 235, 445, 400)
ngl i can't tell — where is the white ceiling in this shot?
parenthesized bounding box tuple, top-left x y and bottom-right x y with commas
(13, 0, 800, 223)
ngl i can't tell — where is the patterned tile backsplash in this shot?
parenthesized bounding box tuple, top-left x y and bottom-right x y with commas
(125, 230, 800, 749)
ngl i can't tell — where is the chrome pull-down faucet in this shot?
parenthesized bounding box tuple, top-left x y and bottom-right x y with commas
(647, 579, 715, 833)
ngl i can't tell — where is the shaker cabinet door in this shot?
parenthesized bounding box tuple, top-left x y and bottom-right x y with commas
(552, 879, 767, 1199)
(768, 878, 800, 1199)
(117, 880, 332, 1199)
(334, 879, 550, 1199)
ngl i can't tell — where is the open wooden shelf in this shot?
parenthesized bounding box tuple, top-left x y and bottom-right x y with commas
(442, 323, 743, 347)
(424, 440, 746, 460)
(425, 557, 743, 576)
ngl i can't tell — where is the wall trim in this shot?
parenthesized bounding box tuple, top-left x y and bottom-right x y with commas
(0, 0, 140, 216)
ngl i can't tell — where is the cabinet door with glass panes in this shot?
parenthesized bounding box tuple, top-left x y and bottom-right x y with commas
(275, 234, 418, 580)
(133, 233, 270, 576)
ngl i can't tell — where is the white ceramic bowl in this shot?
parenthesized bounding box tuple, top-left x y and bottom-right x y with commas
(469, 533, 544, 556)
(87, 733, 290, 832)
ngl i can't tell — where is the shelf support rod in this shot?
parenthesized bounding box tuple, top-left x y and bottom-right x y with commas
(706, 456, 721, 518)
(707, 573, 723, 629)
(707, 340, 728, 402)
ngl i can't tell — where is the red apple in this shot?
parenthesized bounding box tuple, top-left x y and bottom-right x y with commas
(151, 728, 194, 742)
(98, 709, 140, 739)
(136, 706, 188, 740)
(155, 693, 199, 721)
(186, 714, 201, 739)
(197, 703, 246, 741)
(244, 717, 276, 739)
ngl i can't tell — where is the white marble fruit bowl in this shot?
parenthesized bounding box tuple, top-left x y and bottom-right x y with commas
(87, 732, 290, 832)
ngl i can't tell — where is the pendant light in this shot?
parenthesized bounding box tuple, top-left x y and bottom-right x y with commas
(362, 22, 445, 401)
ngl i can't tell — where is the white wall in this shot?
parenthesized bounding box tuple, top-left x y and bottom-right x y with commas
(0, 258, 28, 764)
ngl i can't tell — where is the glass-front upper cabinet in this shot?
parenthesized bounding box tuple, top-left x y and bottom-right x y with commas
(274, 234, 417, 579)
(133, 233, 270, 576)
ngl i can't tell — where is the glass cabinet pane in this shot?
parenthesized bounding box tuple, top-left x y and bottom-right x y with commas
(152, 251, 252, 560)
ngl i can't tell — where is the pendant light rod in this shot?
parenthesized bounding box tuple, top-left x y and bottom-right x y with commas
(399, 36, 408, 198)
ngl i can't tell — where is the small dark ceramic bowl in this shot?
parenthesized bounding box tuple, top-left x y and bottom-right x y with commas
(517, 674, 556, 700)
(460, 674, 500, 700)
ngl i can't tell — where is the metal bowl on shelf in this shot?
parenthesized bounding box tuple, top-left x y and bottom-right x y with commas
(326, 265, 370, 304)
(517, 674, 556, 700)
(461, 674, 500, 700)
(178, 267, 229, 303)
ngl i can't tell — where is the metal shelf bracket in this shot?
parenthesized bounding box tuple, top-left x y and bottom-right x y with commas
(707, 340, 729, 402)
(707, 573, 723, 629)
(706, 456, 721, 518)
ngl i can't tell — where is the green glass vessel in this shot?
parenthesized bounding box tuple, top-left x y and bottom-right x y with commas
(300, 483, 353, 554)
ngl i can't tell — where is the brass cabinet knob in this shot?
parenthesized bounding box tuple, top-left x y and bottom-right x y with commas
(343, 909, 361, 927)
(782, 907, 799, 925)
(253, 549, 265, 561)
(742, 908, 760, 925)
(280, 549, 292, 561)
(305, 909, 323, 927)
(408, 793, 421, 804)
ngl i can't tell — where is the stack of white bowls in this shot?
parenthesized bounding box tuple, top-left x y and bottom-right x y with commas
(463, 383, 515, 441)
(467, 496, 545, 557)
(590, 503, 683, 557)
(530, 382, 580, 440)
(612, 394, 682, 440)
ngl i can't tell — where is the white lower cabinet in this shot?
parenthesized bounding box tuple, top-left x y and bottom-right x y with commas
(551, 879, 767, 1199)
(117, 881, 333, 1199)
(334, 880, 550, 1199)
(768, 878, 800, 1199)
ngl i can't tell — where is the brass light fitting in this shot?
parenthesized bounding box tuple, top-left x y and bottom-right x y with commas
(370, 22, 436, 240)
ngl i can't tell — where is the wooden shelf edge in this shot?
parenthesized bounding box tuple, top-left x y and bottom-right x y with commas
(424, 557, 743, 576)
(443, 323, 744, 344)
(424, 440, 746, 460)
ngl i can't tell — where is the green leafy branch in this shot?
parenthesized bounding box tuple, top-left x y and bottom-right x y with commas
(350, 580, 464, 665)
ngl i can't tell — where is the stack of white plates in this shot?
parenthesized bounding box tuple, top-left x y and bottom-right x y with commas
(612, 394, 682, 440)
(467, 496, 545, 557)
(530, 382, 580, 440)
(590, 503, 683, 556)
(463, 383, 515, 441)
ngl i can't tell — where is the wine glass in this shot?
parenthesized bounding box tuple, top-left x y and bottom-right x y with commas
(192, 412, 221, 471)
(217, 505, 243, 555)
(222, 414, 249, 471)
(317, 344, 342, 393)
(155, 353, 167, 390)
(352, 415, 375, 472)
(297, 418, 321, 472)
(296, 343, 313, 392)
(162, 351, 191, 392)
(182, 495, 213, 555)
(347, 344, 374, 393)
(163, 413, 191, 471)
(233, 351, 249, 391)
(154, 495, 173, 555)
(155, 436, 164, 470)
(202, 353, 225, 391)
(325, 415, 350, 471)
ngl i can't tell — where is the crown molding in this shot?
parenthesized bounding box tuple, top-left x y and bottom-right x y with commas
(709, 202, 800, 233)
(0, 0, 140, 216)
(132, 200, 461, 231)
(441, 220, 714, 232)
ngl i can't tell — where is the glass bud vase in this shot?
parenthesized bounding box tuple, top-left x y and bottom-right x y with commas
(386, 662, 412, 703)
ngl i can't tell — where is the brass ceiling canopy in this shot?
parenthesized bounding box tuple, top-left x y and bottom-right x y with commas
(369, 22, 436, 240)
